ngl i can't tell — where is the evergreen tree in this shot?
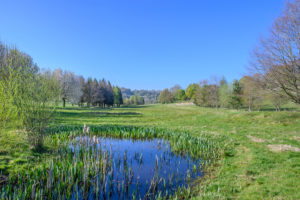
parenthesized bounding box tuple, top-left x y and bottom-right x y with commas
(230, 80, 243, 109)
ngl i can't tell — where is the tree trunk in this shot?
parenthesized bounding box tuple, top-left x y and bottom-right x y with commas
(63, 98, 66, 107)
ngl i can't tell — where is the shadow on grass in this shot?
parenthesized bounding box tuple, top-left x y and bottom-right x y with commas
(56, 111, 142, 119)
(259, 107, 299, 112)
(56, 105, 152, 111)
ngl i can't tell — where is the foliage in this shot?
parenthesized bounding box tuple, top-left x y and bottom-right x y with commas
(0, 42, 59, 149)
(218, 80, 231, 108)
(158, 89, 174, 104)
(113, 86, 123, 107)
(0, 61, 19, 128)
(173, 89, 186, 102)
(21, 72, 60, 149)
(185, 83, 200, 100)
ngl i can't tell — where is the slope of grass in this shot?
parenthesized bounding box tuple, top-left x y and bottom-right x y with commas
(1, 103, 300, 199)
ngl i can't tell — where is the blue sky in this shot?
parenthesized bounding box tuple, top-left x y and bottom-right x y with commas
(0, 0, 285, 90)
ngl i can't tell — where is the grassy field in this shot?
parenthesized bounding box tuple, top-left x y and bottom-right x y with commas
(1, 103, 300, 199)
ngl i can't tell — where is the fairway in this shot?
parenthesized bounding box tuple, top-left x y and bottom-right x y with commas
(54, 104, 300, 199)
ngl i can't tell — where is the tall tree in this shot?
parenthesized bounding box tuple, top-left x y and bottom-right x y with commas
(113, 86, 123, 107)
(105, 81, 114, 107)
(230, 80, 243, 109)
(251, 0, 300, 104)
(218, 79, 231, 108)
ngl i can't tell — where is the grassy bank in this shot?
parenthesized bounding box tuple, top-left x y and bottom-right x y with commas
(1, 103, 300, 199)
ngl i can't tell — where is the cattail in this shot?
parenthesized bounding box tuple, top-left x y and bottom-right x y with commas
(83, 124, 86, 135)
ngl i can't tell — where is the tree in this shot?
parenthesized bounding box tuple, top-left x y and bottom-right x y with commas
(53, 69, 82, 107)
(194, 84, 209, 106)
(82, 78, 93, 107)
(158, 89, 174, 104)
(186, 83, 200, 100)
(105, 81, 114, 107)
(0, 43, 59, 149)
(173, 89, 186, 101)
(229, 80, 243, 109)
(22, 71, 60, 149)
(170, 84, 182, 93)
(0, 54, 19, 128)
(250, 0, 300, 104)
(129, 95, 145, 105)
(218, 78, 231, 108)
(113, 86, 123, 107)
(78, 76, 85, 107)
(267, 91, 288, 111)
(240, 75, 264, 111)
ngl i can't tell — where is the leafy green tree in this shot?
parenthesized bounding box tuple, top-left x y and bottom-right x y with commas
(158, 89, 174, 104)
(0, 59, 19, 128)
(0, 43, 59, 149)
(22, 71, 60, 149)
(173, 89, 186, 102)
(218, 81, 231, 108)
(185, 83, 200, 100)
(113, 86, 123, 107)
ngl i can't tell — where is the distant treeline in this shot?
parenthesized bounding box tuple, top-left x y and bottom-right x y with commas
(158, 77, 290, 111)
(121, 88, 160, 104)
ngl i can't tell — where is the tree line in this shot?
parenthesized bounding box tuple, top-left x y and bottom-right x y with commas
(51, 69, 123, 108)
(159, 0, 300, 110)
(158, 76, 290, 111)
(121, 87, 159, 104)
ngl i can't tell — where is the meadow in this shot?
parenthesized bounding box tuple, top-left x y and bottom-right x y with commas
(1, 103, 300, 199)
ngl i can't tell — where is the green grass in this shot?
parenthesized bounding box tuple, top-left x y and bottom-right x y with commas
(1, 103, 300, 199)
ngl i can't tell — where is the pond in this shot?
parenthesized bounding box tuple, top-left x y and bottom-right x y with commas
(1, 125, 216, 200)
(67, 136, 204, 199)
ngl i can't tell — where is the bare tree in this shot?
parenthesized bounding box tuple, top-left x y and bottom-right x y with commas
(53, 69, 82, 107)
(251, 0, 300, 104)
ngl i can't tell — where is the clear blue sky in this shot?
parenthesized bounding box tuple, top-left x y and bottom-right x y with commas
(0, 0, 285, 90)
